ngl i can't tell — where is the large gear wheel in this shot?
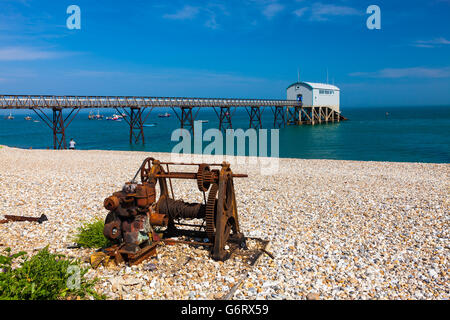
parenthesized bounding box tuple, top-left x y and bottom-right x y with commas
(197, 164, 212, 192)
(205, 182, 218, 240)
(140, 158, 153, 183)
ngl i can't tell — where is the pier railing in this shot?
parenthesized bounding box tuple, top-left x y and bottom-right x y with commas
(0, 94, 343, 149)
(0, 95, 301, 109)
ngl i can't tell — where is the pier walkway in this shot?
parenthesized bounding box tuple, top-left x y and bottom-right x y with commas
(0, 95, 344, 149)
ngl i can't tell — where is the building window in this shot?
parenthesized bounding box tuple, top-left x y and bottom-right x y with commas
(319, 89, 334, 95)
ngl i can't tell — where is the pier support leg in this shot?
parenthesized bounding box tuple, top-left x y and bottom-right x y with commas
(214, 107, 233, 131)
(318, 107, 322, 124)
(246, 106, 263, 129)
(53, 108, 66, 149)
(171, 107, 200, 133)
(286, 106, 300, 125)
(115, 107, 153, 145)
(311, 107, 316, 125)
(272, 106, 285, 128)
(129, 107, 145, 144)
(32, 107, 80, 149)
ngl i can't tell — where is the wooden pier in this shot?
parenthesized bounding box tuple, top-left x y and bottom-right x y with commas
(0, 95, 346, 149)
(286, 106, 346, 125)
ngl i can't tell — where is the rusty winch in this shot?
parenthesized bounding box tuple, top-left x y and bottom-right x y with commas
(101, 157, 247, 264)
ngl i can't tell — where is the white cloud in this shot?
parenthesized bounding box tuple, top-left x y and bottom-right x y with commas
(349, 67, 450, 79)
(0, 47, 71, 61)
(294, 3, 361, 21)
(293, 7, 308, 17)
(163, 5, 200, 20)
(412, 37, 450, 48)
(311, 3, 361, 21)
(262, 3, 285, 19)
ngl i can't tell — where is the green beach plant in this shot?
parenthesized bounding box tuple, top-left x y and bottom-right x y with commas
(0, 246, 103, 300)
(74, 219, 110, 248)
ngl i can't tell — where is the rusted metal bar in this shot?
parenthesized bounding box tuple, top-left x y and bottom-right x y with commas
(154, 172, 247, 179)
(3, 214, 48, 224)
(157, 161, 224, 166)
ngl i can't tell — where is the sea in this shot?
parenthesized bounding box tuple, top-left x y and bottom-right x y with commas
(0, 106, 449, 163)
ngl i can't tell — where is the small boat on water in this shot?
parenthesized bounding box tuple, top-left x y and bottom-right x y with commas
(106, 114, 122, 121)
(158, 112, 171, 118)
(24, 116, 32, 121)
(89, 110, 104, 120)
(6, 112, 14, 120)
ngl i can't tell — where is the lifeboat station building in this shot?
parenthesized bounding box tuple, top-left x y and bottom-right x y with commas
(287, 82, 340, 113)
(285, 82, 343, 125)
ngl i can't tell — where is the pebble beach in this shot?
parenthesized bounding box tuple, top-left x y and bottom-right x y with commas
(0, 145, 448, 300)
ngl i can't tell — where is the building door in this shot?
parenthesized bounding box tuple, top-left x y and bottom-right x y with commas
(297, 94, 303, 102)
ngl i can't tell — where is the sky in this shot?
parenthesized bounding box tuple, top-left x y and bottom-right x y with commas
(0, 0, 449, 107)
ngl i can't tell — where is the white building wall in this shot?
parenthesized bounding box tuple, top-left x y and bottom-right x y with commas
(287, 84, 313, 105)
(287, 82, 340, 113)
(312, 89, 340, 112)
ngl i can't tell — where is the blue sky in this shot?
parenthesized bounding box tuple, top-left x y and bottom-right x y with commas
(0, 0, 449, 107)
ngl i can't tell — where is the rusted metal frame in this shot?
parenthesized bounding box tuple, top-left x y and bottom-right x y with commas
(129, 107, 145, 144)
(181, 107, 193, 131)
(154, 172, 247, 179)
(157, 161, 224, 167)
(52, 107, 67, 149)
(132, 108, 145, 144)
(114, 106, 144, 144)
(246, 106, 263, 129)
(216, 106, 233, 131)
(272, 106, 285, 128)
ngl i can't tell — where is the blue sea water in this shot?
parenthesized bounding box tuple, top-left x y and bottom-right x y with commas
(0, 106, 449, 163)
